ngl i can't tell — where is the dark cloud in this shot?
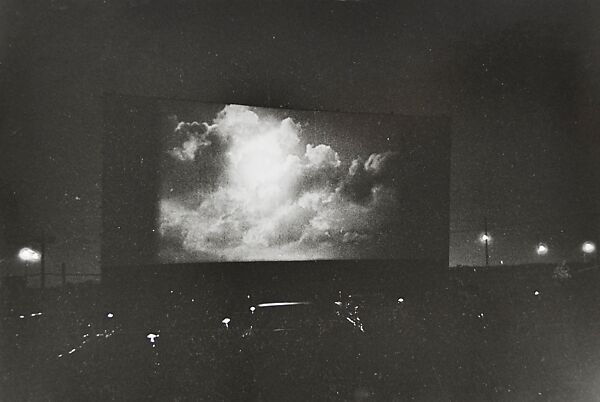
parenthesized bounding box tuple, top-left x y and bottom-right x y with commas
(162, 119, 230, 200)
(337, 151, 399, 204)
(295, 144, 343, 195)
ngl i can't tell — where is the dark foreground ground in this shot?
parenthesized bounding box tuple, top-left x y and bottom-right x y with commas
(2, 263, 600, 401)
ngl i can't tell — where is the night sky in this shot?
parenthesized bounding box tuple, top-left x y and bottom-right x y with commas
(0, 0, 599, 283)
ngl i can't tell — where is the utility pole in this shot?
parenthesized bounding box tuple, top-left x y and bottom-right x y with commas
(484, 217, 489, 268)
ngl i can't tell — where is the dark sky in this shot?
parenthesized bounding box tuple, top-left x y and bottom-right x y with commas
(1, 0, 599, 283)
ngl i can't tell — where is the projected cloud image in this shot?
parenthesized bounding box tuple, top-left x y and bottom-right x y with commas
(159, 104, 408, 262)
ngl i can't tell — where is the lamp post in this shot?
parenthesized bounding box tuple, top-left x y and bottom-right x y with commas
(536, 242, 549, 256)
(18, 247, 41, 263)
(17, 228, 54, 289)
(480, 217, 491, 268)
(18, 247, 41, 284)
(582, 241, 596, 263)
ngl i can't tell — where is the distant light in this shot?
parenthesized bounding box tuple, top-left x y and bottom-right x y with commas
(146, 333, 159, 343)
(480, 233, 491, 243)
(536, 243, 549, 256)
(18, 247, 41, 262)
(582, 241, 596, 254)
(397, 298, 404, 303)
(534, 290, 540, 296)
(222, 318, 231, 329)
(107, 313, 114, 319)
(249, 306, 256, 314)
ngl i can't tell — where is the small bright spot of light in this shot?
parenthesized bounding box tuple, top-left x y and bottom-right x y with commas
(19, 315, 25, 319)
(222, 318, 231, 329)
(582, 241, 596, 254)
(398, 298, 404, 303)
(536, 243, 549, 256)
(107, 313, 114, 318)
(534, 290, 540, 296)
(480, 233, 491, 243)
(18, 247, 41, 262)
(250, 306, 256, 313)
(146, 333, 159, 343)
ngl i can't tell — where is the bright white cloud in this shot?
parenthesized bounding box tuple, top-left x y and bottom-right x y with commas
(159, 105, 399, 261)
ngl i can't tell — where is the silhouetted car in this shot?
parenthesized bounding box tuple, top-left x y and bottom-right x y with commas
(34, 294, 367, 401)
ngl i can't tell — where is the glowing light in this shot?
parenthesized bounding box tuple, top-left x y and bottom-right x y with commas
(226, 120, 301, 216)
(107, 313, 114, 318)
(18, 247, 41, 262)
(257, 301, 310, 308)
(222, 318, 231, 329)
(249, 306, 256, 314)
(146, 333, 159, 344)
(479, 233, 491, 243)
(536, 243, 549, 256)
(397, 298, 404, 303)
(534, 290, 540, 296)
(234, 136, 286, 188)
(582, 241, 596, 254)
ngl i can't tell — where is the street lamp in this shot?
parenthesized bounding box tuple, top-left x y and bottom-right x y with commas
(536, 242, 549, 256)
(582, 241, 596, 255)
(479, 231, 491, 267)
(582, 241, 596, 263)
(480, 233, 491, 243)
(18, 247, 41, 262)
